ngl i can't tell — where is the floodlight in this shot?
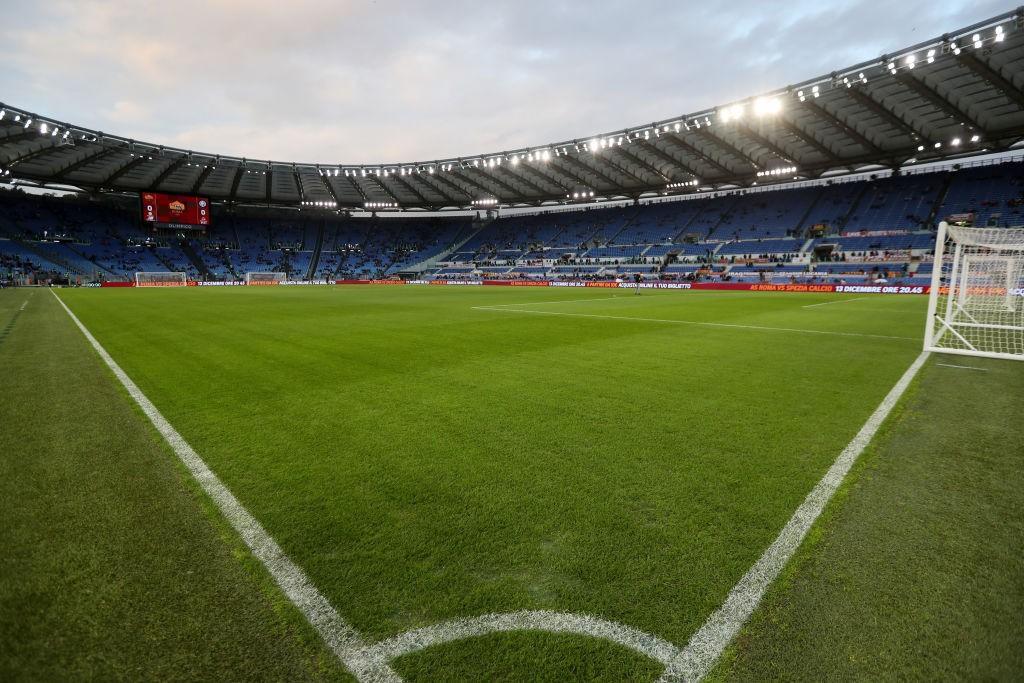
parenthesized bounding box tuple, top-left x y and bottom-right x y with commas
(973, 33, 982, 48)
(926, 49, 936, 63)
(754, 97, 781, 116)
(996, 25, 1004, 42)
(970, 134, 980, 142)
(951, 137, 961, 146)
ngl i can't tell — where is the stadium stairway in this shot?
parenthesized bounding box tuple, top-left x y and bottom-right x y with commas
(405, 219, 489, 274)
(179, 240, 212, 280)
(305, 221, 325, 280)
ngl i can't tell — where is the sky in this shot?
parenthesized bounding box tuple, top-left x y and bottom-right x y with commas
(0, 0, 1009, 164)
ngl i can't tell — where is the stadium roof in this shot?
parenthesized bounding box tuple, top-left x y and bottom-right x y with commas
(2, 10, 1024, 212)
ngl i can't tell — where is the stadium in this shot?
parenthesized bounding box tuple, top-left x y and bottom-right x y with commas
(2, 4, 1022, 681)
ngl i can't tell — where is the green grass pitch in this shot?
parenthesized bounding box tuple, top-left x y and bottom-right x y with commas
(2, 285, 1021, 680)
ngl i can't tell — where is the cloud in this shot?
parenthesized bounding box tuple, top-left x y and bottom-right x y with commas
(0, 0, 1009, 163)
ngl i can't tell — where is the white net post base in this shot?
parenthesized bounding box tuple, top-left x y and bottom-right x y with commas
(924, 222, 1024, 361)
(135, 271, 187, 287)
(245, 272, 286, 285)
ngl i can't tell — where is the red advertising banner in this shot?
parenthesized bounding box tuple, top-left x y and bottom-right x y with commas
(140, 192, 211, 227)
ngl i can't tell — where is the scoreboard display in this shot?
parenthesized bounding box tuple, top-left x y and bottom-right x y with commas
(141, 192, 211, 228)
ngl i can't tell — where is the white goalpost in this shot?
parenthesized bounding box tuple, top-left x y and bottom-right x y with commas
(135, 271, 187, 287)
(924, 221, 1024, 361)
(245, 271, 287, 285)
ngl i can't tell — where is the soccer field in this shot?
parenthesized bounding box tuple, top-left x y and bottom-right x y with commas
(4, 285, 1022, 681)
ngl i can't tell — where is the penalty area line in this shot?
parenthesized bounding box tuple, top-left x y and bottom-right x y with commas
(48, 289, 401, 683)
(657, 350, 930, 682)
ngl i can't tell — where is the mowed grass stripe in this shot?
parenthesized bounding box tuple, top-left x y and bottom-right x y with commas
(55, 285, 926, 680)
(713, 354, 1024, 680)
(0, 288, 349, 682)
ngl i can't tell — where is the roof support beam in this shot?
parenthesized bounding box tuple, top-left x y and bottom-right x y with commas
(495, 165, 555, 197)
(556, 154, 630, 189)
(663, 133, 735, 177)
(775, 118, 840, 162)
(405, 173, 455, 205)
(102, 155, 151, 186)
(420, 172, 472, 203)
(149, 155, 188, 191)
(227, 165, 245, 202)
(53, 146, 122, 180)
(842, 87, 930, 145)
(799, 99, 885, 156)
(583, 150, 649, 186)
(894, 72, 985, 133)
(449, 167, 501, 199)
(693, 128, 760, 171)
(635, 138, 704, 179)
(518, 160, 578, 192)
(465, 167, 524, 198)
(609, 145, 670, 182)
(4, 141, 61, 168)
(956, 51, 1024, 111)
(317, 169, 343, 205)
(366, 173, 402, 204)
(734, 122, 800, 165)
(342, 174, 368, 202)
(190, 162, 216, 195)
(264, 167, 273, 204)
(387, 173, 430, 206)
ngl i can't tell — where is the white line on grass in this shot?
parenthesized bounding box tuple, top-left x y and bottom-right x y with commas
(472, 306, 917, 341)
(361, 611, 684, 668)
(20, 300, 28, 311)
(657, 350, 930, 682)
(802, 296, 869, 308)
(49, 290, 402, 683)
(936, 362, 989, 371)
(484, 294, 630, 307)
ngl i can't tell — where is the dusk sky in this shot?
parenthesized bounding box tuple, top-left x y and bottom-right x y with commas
(0, 0, 1008, 164)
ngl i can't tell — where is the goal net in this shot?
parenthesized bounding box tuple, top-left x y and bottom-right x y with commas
(245, 271, 286, 285)
(924, 222, 1024, 361)
(135, 271, 187, 287)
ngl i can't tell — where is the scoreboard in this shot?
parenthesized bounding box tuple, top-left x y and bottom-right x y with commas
(141, 192, 211, 228)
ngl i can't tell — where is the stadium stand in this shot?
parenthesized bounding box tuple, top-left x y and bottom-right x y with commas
(3, 159, 1023, 286)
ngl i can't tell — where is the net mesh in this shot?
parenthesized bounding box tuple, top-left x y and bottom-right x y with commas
(135, 271, 187, 287)
(245, 272, 286, 285)
(927, 225, 1024, 359)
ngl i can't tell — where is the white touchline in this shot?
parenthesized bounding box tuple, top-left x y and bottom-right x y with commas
(49, 290, 401, 683)
(802, 296, 870, 308)
(936, 362, 989, 371)
(657, 350, 930, 682)
(472, 306, 917, 341)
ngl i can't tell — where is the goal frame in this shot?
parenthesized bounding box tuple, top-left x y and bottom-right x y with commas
(244, 271, 287, 285)
(923, 221, 1024, 361)
(135, 271, 187, 287)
